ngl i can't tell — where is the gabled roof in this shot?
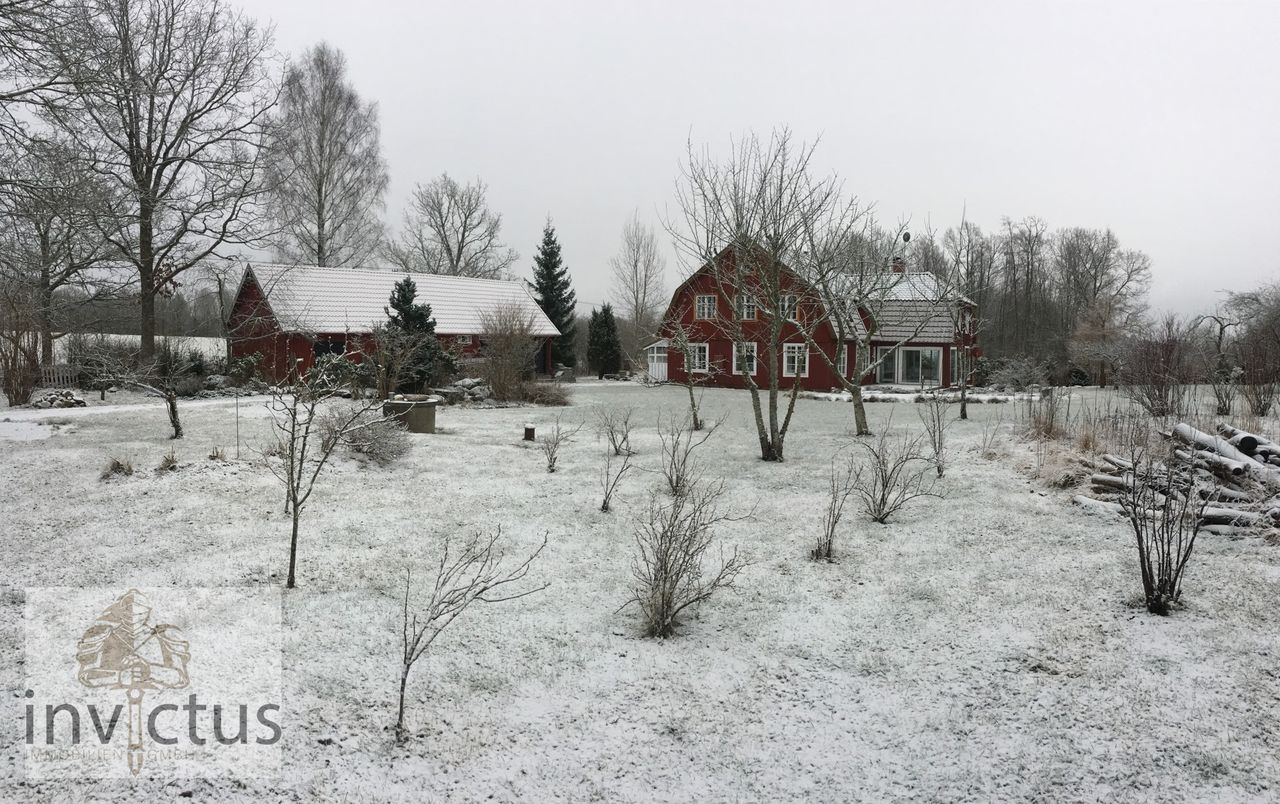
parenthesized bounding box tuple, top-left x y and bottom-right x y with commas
(869, 271, 975, 305)
(243, 263, 560, 337)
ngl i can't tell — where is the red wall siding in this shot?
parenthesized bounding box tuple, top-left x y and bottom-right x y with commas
(658, 252, 969, 391)
(229, 272, 548, 382)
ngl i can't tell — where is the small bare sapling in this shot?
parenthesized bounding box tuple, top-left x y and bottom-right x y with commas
(594, 404, 635, 456)
(600, 449, 634, 513)
(539, 415, 584, 473)
(658, 414, 717, 497)
(397, 529, 547, 741)
(916, 392, 950, 478)
(812, 452, 857, 561)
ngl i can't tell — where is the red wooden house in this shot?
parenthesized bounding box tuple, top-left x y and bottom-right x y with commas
(228, 263, 560, 382)
(651, 248, 977, 391)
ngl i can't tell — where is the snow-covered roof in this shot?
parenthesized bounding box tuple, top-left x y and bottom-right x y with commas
(245, 263, 560, 337)
(872, 271, 974, 305)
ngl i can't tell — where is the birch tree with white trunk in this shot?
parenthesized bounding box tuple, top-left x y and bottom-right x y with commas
(609, 211, 666, 362)
(265, 42, 388, 267)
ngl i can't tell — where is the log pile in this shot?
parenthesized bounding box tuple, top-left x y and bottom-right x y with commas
(1071, 422, 1280, 539)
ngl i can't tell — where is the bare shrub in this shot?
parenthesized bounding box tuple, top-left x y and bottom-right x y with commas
(812, 452, 856, 561)
(158, 450, 178, 471)
(623, 482, 749, 638)
(850, 429, 941, 524)
(397, 529, 547, 742)
(916, 392, 950, 478)
(599, 450, 634, 513)
(658, 415, 716, 497)
(0, 266, 41, 406)
(988, 356, 1047, 391)
(208, 446, 226, 461)
(479, 304, 540, 402)
(330, 407, 409, 466)
(539, 415, 584, 473)
(1238, 338, 1279, 417)
(100, 456, 133, 480)
(1122, 314, 1192, 418)
(521, 381, 569, 406)
(1023, 387, 1074, 440)
(1119, 452, 1208, 615)
(978, 409, 1005, 459)
(594, 405, 635, 456)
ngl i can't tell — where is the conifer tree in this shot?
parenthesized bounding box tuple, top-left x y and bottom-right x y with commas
(588, 304, 623, 379)
(381, 277, 452, 392)
(528, 222, 577, 366)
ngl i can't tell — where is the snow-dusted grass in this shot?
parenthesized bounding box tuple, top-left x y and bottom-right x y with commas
(2, 382, 1279, 801)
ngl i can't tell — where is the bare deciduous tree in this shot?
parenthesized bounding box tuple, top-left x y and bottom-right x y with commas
(385, 174, 518, 279)
(85, 339, 208, 438)
(668, 128, 843, 461)
(667, 319, 713, 431)
(0, 136, 112, 364)
(1194, 311, 1240, 417)
(1228, 283, 1280, 417)
(609, 212, 666, 362)
(397, 530, 547, 741)
(1121, 314, 1193, 418)
(797, 219, 971, 437)
(0, 270, 39, 404)
(622, 480, 749, 638)
(265, 42, 388, 268)
(262, 358, 385, 588)
(36, 0, 279, 360)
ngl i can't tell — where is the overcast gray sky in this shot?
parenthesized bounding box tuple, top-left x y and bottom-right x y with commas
(255, 0, 1279, 316)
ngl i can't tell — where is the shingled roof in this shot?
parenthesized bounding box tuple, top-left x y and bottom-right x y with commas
(243, 263, 560, 337)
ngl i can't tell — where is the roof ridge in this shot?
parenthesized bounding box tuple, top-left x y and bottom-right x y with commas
(251, 262, 528, 287)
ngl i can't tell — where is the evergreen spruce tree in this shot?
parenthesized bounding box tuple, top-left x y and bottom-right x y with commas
(588, 304, 623, 379)
(586, 308, 602, 376)
(384, 277, 453, 391)
(528, 222, 577, 367)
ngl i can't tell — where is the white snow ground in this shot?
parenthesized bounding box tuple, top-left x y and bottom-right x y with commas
(1, 382, 1278, 802)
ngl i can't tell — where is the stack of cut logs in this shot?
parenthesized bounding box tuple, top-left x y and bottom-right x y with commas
(1072, 423, 1280, 538)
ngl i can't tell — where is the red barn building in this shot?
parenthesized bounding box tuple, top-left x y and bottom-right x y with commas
(650, 248, 977, 391)
(228, 263, 560, 382)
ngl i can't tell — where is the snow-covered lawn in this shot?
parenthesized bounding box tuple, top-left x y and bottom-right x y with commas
(2, 382, 1278, 801)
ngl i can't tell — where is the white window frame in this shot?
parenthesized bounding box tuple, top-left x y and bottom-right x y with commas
(735, 294, 757, 321)
(694, 295, 716, 320)
(782, 343, 809, 378)
(836, 344, 848, 378)
(779, 294, 798, 321)
(456, 334, 472, 345)
(876, 346, 896, 384)
(899, 347, 942, 386)
(732, 342, 757, 375)
(687, 342, 710, 373)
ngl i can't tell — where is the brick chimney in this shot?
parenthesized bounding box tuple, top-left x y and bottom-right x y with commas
(890, 256, 908, 273)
